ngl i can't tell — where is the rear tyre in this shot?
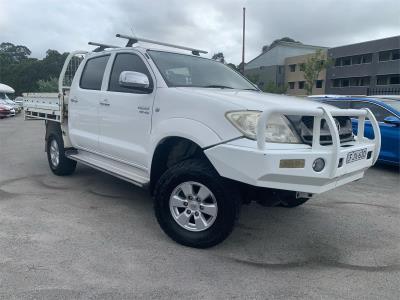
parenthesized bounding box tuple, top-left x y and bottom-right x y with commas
(47, 134, 77, 176)
(154, 159, 240, 248)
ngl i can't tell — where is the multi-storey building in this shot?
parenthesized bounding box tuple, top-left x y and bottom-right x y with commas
(325, 36, 400, 95)
(244, 41, 325, 91)
(284, 51, 327, 96)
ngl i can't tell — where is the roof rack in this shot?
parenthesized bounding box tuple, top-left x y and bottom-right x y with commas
(88, 42, 119, 52)
(115, 33, 208, 56)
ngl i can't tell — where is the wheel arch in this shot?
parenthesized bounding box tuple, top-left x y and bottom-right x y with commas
(149, 136, 218, 194)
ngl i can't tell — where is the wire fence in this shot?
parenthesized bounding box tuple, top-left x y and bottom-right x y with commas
(367, 87, 400, 96)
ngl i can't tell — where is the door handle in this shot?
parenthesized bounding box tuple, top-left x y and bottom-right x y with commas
(70, 98, 78, 103)
(99, 99, 110, 106)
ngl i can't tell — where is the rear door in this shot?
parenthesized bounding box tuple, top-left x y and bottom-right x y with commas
(351, 101, 399, 163)
(69, 54, 110, 151)
(98, 51, 156, 168)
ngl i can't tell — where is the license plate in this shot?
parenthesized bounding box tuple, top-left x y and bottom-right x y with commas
(346, 148, 367, 164)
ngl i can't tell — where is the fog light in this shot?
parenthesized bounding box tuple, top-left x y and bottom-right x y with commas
(312, 158, 325, 172)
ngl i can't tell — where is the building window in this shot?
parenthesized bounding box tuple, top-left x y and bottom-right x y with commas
(379, 49, 400, 61)
(389, 74, 400, 85)
(393, 50, 400, 60)
(333, 79, 340, 87)
(289, 64, 296, 72)
(299, 63, 305, 71)
(361, 53, 372, 63)
(332, 76, 371, 88)
(334, 53, 373, 66)
(315, 80, 323, 88)
(376, 74, 400, 85)
(352, 55, 362, 65)
(360, 77, 370, 86)
(288, 82, 295, 89)
(298, 81, 305, 89)
(342, 57, 351, 66)
(376, 75, 388, 85)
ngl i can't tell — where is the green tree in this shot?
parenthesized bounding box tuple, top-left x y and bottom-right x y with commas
(212, 52, 225, 63)
(262, 37, 301, 53)
(37, 77, 58, 92)
(226, 63, 238, 71)
(264, 81, 288, 94)
(303, 49, 332, 95)
(0, 43, 68, 95)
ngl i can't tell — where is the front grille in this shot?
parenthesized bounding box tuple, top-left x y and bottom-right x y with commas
(288, 116, 354, 145)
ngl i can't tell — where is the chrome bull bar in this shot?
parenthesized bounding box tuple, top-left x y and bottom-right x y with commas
(256, 107, 381, 177)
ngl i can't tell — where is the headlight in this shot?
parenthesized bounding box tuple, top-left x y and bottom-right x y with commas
(226, 110, 301, 143)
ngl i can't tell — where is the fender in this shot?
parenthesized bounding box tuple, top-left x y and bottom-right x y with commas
(149, 117, 223, 163)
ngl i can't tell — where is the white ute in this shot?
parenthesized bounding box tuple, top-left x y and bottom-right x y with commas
(24, 35, 381, 248)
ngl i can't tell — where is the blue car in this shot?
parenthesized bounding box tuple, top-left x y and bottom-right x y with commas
(313, 96, 400, 166)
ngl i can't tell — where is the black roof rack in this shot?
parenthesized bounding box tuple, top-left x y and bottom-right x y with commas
(115, 33, 208, 56)
(88, 42, 119, 52)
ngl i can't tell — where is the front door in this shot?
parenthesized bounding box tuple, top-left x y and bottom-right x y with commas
(99, 51, 155, 169)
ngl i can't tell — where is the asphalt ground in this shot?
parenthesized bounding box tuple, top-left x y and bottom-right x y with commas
(0, 114, 399, 299)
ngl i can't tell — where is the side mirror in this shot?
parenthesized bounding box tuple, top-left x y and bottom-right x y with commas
(383, 116, 400, 126)
(119, 71, 150, 89)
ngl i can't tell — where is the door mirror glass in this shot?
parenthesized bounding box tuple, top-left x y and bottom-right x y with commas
(383, 116, 400, 126)
(119, 71, 150, 89)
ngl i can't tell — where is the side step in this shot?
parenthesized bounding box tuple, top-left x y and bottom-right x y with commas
(66, 150, 149, 188)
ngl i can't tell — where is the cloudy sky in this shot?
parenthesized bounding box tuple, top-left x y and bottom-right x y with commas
(0, 0, 399, 64)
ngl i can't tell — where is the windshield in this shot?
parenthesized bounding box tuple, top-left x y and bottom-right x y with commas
(148, 50, 257, 90)
(381, 99, 400, 112)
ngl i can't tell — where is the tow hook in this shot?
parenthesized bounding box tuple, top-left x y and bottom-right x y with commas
(296, 192, 313, 199)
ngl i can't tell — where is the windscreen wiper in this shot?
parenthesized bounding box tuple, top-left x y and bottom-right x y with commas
(204, 85, 234, 89)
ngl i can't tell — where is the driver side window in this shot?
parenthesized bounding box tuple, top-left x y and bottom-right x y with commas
(108, 53, 153, 94)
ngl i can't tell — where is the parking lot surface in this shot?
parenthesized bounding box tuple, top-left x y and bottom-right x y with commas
(0, 114, 399, 299)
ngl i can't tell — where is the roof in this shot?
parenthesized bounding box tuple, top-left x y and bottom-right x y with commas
(246, 41, 327, 68)
(330, 35, 400, 50)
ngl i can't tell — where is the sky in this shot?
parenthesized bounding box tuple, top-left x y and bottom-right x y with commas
(0, 0, 399, 64)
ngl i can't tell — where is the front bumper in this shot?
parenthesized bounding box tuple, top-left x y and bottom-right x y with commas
(205, 139, 375, 194)
(205, 107, 381, 194)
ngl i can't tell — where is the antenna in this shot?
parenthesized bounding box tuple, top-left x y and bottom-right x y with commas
(116, 33, 208, 55)
(88, 42, 119, 52)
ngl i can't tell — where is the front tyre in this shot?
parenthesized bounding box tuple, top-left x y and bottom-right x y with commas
(154, 159, 240, 248)
(47, 134, 77, 176)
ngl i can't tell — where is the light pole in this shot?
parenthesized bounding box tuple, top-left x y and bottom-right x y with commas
(241, 7, 246, 74)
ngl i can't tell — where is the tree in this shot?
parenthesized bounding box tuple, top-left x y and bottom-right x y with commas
(303, 49, 332, 95)
(245, 73, 287, 94)
(226, 63, 238, 71)
(37, 77, 58, 92)
(212, 52, 225, 63)
(0, 43, 69, 95)
(263, 81, 288, 94)
(262, 37, 301, 53)
(0, 42, 31, 62)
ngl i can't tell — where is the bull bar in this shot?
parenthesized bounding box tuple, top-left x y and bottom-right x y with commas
(256, 107, 381, 178)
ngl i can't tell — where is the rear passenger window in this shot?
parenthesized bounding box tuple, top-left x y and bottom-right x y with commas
(80, 55, 110, 90)
(108, 53, 153, 93)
